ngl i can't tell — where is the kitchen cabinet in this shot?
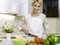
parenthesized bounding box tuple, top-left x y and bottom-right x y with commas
(43, 0, 58, 17)
(0, 0, 29, 16)
(0, 0, 23, 15)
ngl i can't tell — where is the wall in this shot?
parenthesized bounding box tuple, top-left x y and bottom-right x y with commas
(0, 15, 26, 36)
(56, 0, 60, 33)
(47, 18, 58, 33)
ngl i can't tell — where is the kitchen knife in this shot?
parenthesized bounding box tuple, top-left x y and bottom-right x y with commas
(28, 33, 37, 37)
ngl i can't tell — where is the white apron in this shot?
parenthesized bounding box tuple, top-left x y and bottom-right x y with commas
(27, 14, 44, 38)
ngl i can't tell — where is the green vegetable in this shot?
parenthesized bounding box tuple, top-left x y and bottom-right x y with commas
(2, 23, 15, 33)
(47, 34, 57, 42)
(3, 28, 14, 33)
(47, 34, 57, 45)
(43, 40, 50, 45)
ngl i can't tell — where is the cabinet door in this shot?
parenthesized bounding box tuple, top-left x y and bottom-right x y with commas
(43, 0, 58, 17)
(0, 0, 14, 13)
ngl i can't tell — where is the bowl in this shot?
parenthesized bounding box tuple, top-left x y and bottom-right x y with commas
(13, 37, 28, 45)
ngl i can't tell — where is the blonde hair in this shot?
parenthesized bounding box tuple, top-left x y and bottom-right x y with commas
(32, 0, 43, 6)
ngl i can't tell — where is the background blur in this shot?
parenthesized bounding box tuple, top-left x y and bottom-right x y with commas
(0, 0, 59, 36)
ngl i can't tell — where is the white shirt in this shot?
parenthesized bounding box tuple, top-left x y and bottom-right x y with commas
(25, 13, 49, 38)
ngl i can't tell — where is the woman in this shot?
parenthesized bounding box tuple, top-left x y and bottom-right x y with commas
(21, 0, 49, 38)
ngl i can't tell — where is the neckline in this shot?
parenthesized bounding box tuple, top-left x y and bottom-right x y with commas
(31, 13, 42, 18)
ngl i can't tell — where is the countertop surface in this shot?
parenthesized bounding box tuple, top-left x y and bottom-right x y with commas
(0, 35, 60, 45)
(0, 39, 60, 45)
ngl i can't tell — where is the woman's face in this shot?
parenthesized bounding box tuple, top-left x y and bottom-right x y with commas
(32, 2, 41, 13)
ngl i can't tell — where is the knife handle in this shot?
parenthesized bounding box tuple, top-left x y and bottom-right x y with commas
(28, 33, 37, 37)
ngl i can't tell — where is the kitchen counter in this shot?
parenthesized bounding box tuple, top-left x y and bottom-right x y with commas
(0, 35, 60, 45)
(0, 39, 60, 45)
(0, 39, 14, 45)
(0, 40, 60, 45)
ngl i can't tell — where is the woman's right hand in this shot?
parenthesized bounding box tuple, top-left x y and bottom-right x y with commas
(20, 28, 29, 35)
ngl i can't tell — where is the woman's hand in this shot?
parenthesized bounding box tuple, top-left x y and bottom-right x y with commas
(20, 28, 29, 35)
